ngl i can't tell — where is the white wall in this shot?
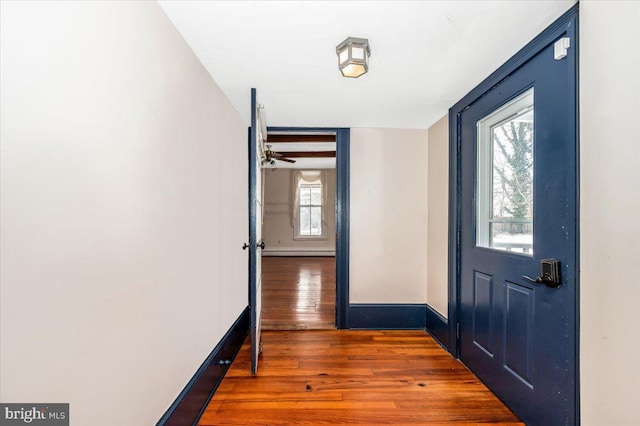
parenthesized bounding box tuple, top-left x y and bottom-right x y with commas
(263, 168, 336, 254)
(580, 2, 640, 424)
(0, 2, 248, 425)
(350, 128, 428, 304)
(426, 115, 449, 317)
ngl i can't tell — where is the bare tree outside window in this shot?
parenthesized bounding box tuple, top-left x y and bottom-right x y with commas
(492, 117, 533, 238)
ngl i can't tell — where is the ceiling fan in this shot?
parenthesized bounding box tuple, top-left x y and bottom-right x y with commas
(263, 144, 296, 165)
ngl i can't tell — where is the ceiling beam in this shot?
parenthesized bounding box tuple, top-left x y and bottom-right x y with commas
(267, 134, 336, 143)
(278, 151, 336, 158)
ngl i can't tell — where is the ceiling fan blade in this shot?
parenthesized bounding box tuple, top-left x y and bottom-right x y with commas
(277, 151, 336, 158)
(276, 157, 296, 163)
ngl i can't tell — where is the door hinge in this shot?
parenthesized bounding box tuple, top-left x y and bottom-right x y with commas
(336, 231, 340, 241)
(456, 323, 460, 339)
(554, 37, 571, 60)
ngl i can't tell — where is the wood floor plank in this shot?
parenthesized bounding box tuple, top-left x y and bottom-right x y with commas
(221, 391, 344, 402)
(198, 330, 522, 425)
(214, 400, 397, 410)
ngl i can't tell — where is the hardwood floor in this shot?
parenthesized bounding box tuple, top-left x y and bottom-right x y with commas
(261, 256, 335, 330)
(198, 330, 522, 425)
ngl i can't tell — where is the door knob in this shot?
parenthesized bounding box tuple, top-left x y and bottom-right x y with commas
(242, 242, 249, 250)
(257, 241, 265, 250)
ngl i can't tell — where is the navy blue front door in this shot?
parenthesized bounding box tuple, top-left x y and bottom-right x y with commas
(455, 10, 578, 425)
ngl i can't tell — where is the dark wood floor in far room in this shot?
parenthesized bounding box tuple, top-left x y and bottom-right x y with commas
(261, 256, 336, 330)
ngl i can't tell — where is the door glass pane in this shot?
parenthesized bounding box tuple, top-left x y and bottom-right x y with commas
(477, 89, 534, 255)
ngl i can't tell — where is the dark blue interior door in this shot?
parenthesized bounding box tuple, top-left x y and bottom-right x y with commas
(249, 88, 263, 375)
(457, 13, 577, 425)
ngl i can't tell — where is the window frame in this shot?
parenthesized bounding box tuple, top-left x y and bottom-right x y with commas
(475, 88, 534, 256)
(294, 178, 327, 240)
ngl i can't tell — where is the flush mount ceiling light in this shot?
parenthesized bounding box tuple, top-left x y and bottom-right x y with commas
(336, 37, 371, 78)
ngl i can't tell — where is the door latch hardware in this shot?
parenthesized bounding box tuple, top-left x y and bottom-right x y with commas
(242, 242, 249, 250)
(257, 241, 265, 250)
(523, 259, 562, 288)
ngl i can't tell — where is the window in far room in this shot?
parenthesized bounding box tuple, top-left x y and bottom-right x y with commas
(294, 170, 326, 238)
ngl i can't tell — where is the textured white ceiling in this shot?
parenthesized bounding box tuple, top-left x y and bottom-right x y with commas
(159, 1, 575, 129)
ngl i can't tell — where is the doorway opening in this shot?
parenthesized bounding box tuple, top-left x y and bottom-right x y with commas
(260, 131, 338, 330)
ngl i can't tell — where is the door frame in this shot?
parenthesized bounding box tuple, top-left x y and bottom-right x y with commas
(447, 1, 579, 415)
(264, 126, 350, 329)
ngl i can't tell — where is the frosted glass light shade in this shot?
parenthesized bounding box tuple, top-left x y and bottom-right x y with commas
(336, 37, 371, 78)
